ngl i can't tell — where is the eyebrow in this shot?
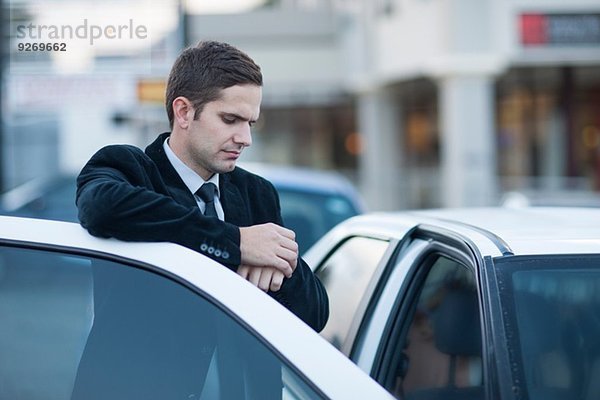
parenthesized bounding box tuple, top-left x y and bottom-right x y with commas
(221, 112, 257, 123)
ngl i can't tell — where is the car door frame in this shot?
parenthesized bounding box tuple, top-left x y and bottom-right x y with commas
(349, 224, 500, 399)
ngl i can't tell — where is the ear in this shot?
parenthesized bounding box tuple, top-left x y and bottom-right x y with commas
(172, 97, 193, 130)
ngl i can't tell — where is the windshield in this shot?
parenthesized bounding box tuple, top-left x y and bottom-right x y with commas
(495, 255, 600, 400)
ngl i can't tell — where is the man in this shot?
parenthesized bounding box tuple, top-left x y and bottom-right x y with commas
(76, 41, 328, 331)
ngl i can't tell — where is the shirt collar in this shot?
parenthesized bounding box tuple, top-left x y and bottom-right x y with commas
(163, 137, 220, 197)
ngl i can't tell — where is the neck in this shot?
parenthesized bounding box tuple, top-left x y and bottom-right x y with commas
(168, 131, 213, 180)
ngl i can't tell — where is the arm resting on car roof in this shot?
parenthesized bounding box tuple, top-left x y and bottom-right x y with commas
(76, 145, 241, 269)
(76, 144, 329, 331)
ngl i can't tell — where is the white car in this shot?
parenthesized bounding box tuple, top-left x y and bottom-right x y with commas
(305, 207, 600, 400)
(0, 216, 393, 400)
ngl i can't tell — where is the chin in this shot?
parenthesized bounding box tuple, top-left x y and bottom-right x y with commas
(217, 163, 236, 173)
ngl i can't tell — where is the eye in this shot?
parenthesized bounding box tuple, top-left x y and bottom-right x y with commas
(222, 116, 236, 125)
(249, 121, 256, 128)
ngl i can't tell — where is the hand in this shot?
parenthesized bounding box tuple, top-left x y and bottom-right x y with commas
(239, 223, 298, 278)
(237, 265, 285, 292)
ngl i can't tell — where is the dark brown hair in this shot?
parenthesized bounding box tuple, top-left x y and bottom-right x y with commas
(165, 40, 263, 128)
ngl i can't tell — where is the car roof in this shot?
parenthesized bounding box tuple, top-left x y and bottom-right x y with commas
(307, 207, 600, 260)
(413, 207, 600, 255)
(0, 216, 393, 400)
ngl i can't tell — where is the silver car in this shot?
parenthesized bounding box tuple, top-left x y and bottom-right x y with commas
(305, 207, 600, 400)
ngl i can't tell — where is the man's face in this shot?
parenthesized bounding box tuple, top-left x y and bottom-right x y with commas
(186, 84, 261, 180)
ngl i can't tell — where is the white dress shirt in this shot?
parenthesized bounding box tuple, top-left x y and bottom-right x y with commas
(163, 138, 225, 220)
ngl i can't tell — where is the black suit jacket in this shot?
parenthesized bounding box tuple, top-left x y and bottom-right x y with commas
(76, 132, 329, 331)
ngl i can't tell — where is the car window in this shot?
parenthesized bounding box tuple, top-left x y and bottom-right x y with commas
(386, 255, 483, 399)
(0, 245, 321, 400)
(315, 236, 389, 349)
(495, 255, 600, 400)
(278, 188, 360, 254)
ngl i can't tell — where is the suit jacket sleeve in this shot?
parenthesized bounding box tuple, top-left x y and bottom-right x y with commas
(271, 257, 329, 332)
(260, 181, 330, 332)
(76, 145, 242, 269)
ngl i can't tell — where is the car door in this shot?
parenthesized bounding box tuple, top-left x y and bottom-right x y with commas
(0, 220, 394, 400)
(351, 230, 488, 400)
(0, 242, 320, 400)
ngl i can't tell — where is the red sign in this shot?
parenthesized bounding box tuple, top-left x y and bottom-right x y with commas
(521, 14, 548, 45)
(520, 13, 600, 47)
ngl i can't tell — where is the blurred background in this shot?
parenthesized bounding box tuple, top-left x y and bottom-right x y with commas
(1, 0, 600, 216)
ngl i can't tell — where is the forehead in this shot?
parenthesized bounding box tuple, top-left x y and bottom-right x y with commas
(209, 84, 262, 118)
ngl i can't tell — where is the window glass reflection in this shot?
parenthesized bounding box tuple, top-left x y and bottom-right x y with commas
(316, 237, 389, 349)
(0, 245, 320, 400)
(497, 255, 600, 400)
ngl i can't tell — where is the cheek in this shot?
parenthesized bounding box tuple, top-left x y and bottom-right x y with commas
(205, 122, 228, 142)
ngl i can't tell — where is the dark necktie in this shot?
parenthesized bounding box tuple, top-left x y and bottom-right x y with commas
(196, 183, 218, 217)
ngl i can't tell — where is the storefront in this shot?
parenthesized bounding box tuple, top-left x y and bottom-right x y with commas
(496, 66, 600, 192)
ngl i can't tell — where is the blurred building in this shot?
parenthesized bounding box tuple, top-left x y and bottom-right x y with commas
(4, 0, 181, 190)
(3, 0, 600, 211)
(186, 0, 600, 210)
(342, 0, 600, 210)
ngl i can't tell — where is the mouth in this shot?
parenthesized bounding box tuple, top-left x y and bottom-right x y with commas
(222, 150, 241, 159)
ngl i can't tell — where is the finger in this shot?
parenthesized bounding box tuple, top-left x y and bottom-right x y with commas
(276, 248, 298, 272)
(244, 254, 292, 278)
(269, 271, 285, 292)
(279, 236, 299, 253)
(258, 268, 273, 292)
(237, 265, 250, 279)
(276, 246, 297, 263)
(271, 258, 293, 278)
(262, 255, 293, 278)
(278, 254, 297, 273)
(248, 267, 262, 287)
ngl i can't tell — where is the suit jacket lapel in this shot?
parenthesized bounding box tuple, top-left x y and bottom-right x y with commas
(146, 133, 250, 225)
(220, 172, 250, 226)
(145, 132, 198, 208)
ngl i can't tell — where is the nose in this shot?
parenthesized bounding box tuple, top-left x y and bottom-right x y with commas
(233, 124, 252, 147)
